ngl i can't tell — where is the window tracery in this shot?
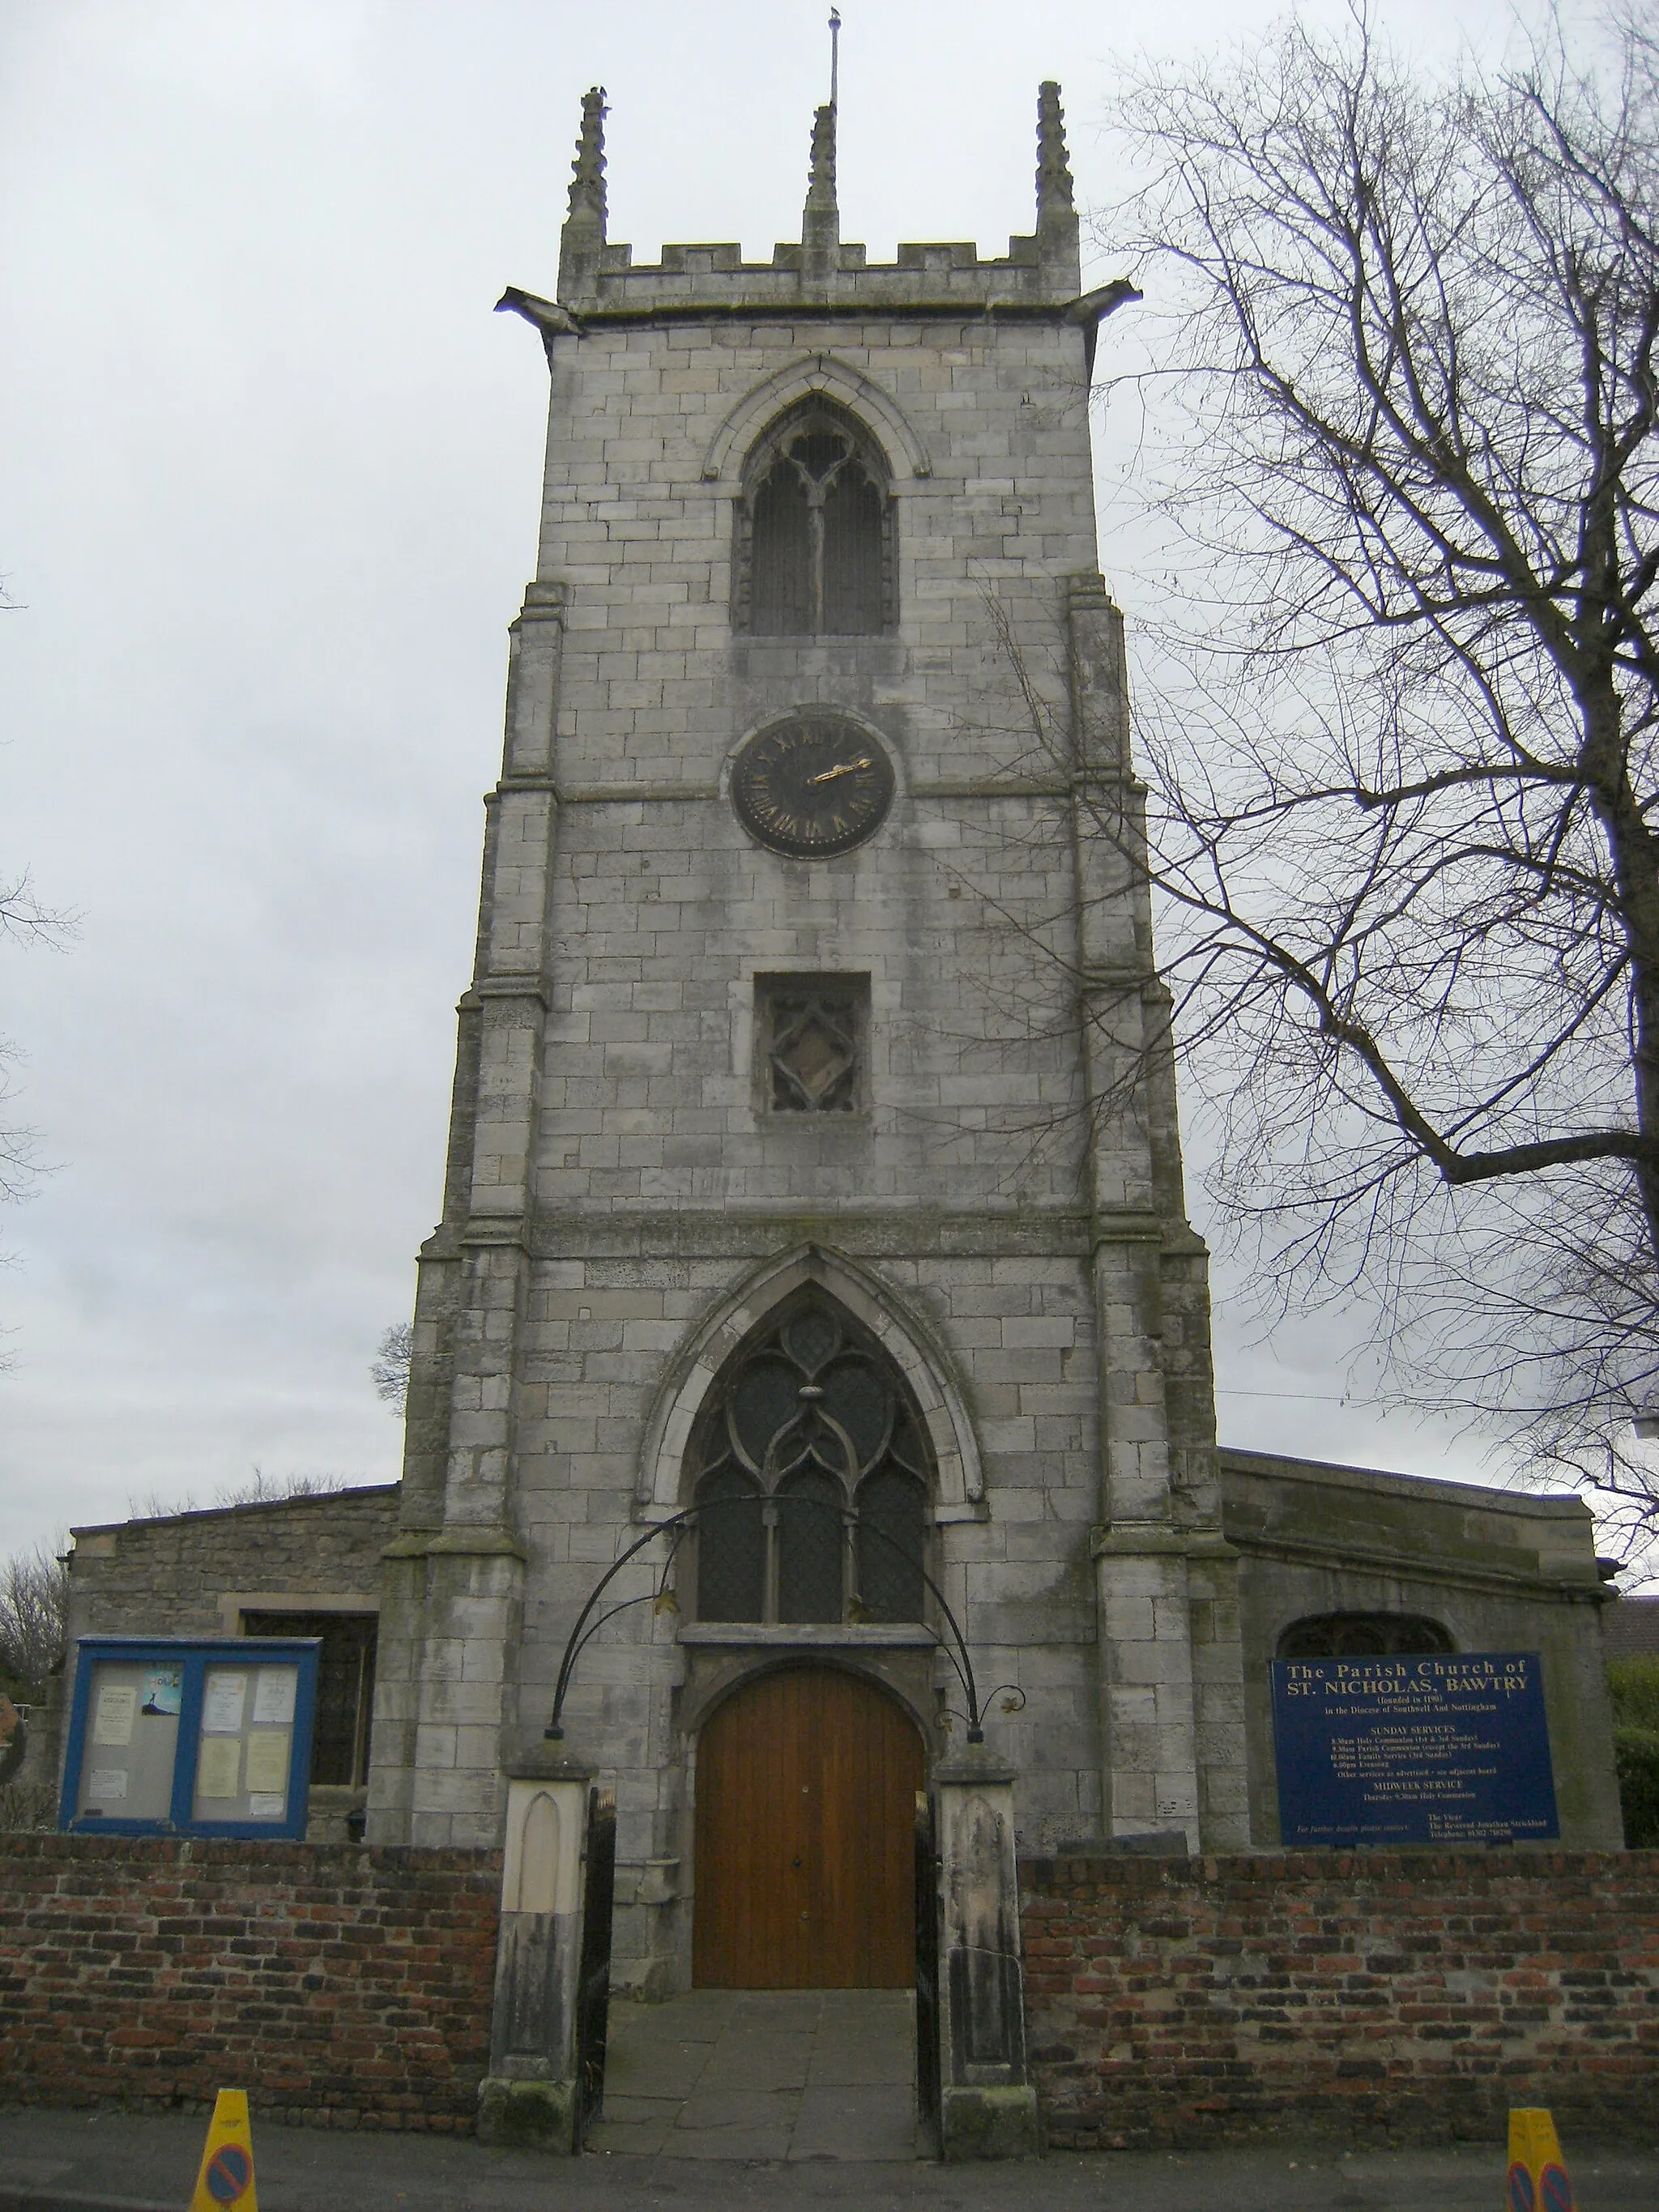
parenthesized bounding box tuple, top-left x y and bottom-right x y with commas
(691, 1296, 929, 1624)
(735, 402, 892, 636)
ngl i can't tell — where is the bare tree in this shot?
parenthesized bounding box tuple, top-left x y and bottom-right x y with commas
(372, 1321, 412, 1415)
(1060, 11, 1659, 1543)
(0, 1536, 66, 1703)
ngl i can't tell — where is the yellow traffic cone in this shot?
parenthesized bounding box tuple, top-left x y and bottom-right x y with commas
(188, 2088, 258, 2212)
(1507, 2108, 1575, 2212)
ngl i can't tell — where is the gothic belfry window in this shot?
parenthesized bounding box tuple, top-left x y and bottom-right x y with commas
(736, 403, 893, 635)
(691, 1296, 929, 1623)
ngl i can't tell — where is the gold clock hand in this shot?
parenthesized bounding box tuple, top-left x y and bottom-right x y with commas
(806, 757, 874, 786)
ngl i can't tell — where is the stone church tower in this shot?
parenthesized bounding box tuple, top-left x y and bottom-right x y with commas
(367, 79, 1251, 1989)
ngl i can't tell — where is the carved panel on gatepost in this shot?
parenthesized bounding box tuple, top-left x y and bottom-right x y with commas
(930, 1754, 1041, 2159)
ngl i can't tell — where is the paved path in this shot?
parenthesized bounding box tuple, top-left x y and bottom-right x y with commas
(589, 1988, 919, 2161)
(2, 2105, 1656, 2210)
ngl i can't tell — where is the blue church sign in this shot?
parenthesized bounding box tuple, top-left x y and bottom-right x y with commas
(1271, 1651, 1560, 1847)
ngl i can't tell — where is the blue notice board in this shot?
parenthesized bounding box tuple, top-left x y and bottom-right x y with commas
(1271, 1651, 1559, 1847)
(59, 1636, 319, 1840)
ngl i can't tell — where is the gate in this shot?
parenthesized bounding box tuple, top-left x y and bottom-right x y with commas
(574, 1785, 616, 2143)
(914, 1788, 941, 2154)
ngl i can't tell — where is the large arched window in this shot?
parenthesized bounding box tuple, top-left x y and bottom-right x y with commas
(735, 403, 892, 637)
(690, 1295, 929, 1624)
(1277, 1613, 1454, 1660)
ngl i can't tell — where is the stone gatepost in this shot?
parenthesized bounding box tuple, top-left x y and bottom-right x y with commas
(932, 1754, 1041, 2159)
(476, 1765, 592, 2151)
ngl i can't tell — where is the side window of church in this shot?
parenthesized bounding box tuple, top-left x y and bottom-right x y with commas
(757, 974, 868, 1112)
(691, 1297, 928, 1626)
(241, 1610, 377, 1786)
(1277, 1613, 1454, 1660)
(737, 404, 892, 636)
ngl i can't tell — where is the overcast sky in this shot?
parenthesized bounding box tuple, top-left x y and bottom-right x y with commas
(1, 0, 1557, 1561)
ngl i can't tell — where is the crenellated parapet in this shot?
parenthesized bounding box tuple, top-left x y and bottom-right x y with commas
(544, 81, 1085, 318)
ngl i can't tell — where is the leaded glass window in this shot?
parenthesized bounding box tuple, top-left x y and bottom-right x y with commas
(693, 1466, 766, 1624)
(690, 1295, 930, 1625)
(778, 1470, 845, 1623)
(856, 1455, 927, 1623)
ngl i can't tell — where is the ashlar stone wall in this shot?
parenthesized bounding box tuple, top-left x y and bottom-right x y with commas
(62, 1489, 399, 1645)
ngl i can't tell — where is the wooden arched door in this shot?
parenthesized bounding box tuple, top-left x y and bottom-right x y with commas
(693, 1666, 923, 1988)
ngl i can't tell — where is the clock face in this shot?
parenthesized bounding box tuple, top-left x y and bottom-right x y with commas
(731, 715, 895, 859)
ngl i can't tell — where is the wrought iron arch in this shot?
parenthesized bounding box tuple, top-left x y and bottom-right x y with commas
(544, 1467, 1016, 1743)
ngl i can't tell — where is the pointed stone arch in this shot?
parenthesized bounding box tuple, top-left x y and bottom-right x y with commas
(634, 1245, 983, 1520)
(507, 1790, 561, 1915)
(700, 354, 932, 490)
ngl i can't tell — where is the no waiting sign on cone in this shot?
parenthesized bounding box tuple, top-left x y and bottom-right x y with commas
(189, 2088, 258, 2212)
(1507, 2108, 1575, 2212)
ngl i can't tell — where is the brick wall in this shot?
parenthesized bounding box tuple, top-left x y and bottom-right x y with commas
(1022, 1850, 1659, 2150)
(0, 1835, 499, 2128)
